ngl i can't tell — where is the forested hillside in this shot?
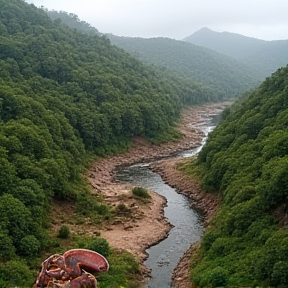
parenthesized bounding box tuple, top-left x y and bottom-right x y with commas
(48, 10, 259, 99)
(108, 34, 262, 97)
(48, 10, 100, 36)
(0, 0, 230, 286)
(183, 65, 288, 287)
(184, 27, 288, 78)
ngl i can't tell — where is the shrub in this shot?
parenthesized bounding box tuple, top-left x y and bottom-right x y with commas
(76, 191, 111, 219)
(0, 232, 16, 260)
(0, 260, 34, 287)
(208, 266, 229, 287)
(116, 203, 130, 214)
(57, 225, 70, 239)
(132, 187, 151, 199)
(85, 237, 110, 257)
(97, 250, 140, 288)
(201, 230, 219, 252)
(271, 261, 288, 286)
(18, 235, 40, 256)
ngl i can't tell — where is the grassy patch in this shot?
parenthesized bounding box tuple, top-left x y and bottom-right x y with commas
(176, 157, 205, 181)
(132, 187, 151, 199)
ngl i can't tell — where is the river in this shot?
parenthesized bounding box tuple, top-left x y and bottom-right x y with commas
(115, 115, 217, 288)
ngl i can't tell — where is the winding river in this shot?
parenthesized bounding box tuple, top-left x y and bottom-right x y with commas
(115, 116, 218, 288)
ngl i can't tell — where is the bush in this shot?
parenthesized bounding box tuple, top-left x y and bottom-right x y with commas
(0, 232, 16, 260)
(18, 235, 40, 256)
(97, 250, 140, 288)
(76, 191, 111, 219)
(271, 261, 288, 286)
(201, 230, 219, 252)
(0, 260, 34, 287)
(209, 267, 229, 287)
(57, 225, 70, 239)
(116, 203, 130, 215)
(132, 187, 151, 199)
(85, 237, 110, 257)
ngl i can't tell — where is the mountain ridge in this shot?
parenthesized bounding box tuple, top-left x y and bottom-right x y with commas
(184, 27, 288, 77)
(184, 27, 267, 43)
(108, 34, 262, 97)
(45, 10, 262, 99)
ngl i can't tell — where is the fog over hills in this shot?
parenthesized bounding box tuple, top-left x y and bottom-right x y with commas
(44, 10, 263, 98)
(184, 27, 288, 77)
(108, 34, 262, 97)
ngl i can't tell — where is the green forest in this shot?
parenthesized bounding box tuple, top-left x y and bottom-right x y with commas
(0, 0, 235, 287)
(1, 0, 287, 287)
(180, 65, 288, 287)
(48, 10, 260, 99)
(107, 35, 261, 98)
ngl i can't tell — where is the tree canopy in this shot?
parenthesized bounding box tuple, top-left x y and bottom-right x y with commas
(187, 65, 288, 287)
(108, 34, 262, 97)
(45, 10, 261, 98)
(0, 0, 236, 286)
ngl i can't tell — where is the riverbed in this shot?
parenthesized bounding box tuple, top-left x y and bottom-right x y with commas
(81, 102, 229, 287)
(114, 114, 218, 287)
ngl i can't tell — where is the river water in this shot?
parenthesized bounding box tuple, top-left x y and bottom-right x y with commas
(115, 116, 217, 288)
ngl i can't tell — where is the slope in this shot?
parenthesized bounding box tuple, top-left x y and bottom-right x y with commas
(0, 0, 226, 286)
(184, 27, 288, 77)
(185, 64, 288, 287)
(108, 34, 262, 98)
(47, 10, 257, 100)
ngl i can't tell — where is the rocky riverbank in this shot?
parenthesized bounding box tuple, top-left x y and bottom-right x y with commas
(150, 157, 220, 288)
(73, 102, 228, 284)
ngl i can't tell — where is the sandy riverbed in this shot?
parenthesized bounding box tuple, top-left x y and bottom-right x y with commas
(87, 103, 228, 280)
(52, 102, 229, 286)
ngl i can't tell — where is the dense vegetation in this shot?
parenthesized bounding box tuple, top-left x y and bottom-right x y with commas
(48, 10, 100, 36)
(183, 65, 288, 287)
(47, 10, 261, 98)
(47, 10, 229, 105)
(0, 0, 237, 286)
(108, 34, 262, 97)
(184, 27, 288, 78)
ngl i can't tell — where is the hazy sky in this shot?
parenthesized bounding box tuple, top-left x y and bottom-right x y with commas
(26, 0, 288, 41)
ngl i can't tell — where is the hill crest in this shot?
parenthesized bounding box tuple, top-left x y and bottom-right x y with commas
(183, 27, 288, 76)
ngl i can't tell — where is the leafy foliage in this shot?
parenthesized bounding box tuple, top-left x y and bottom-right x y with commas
(0, 1, 266, 286)
(108, 34, 261, 97)
(0, 0, 231, 265)
(0, 259, 34, 287)
(83, 237, 111, 258)
(187, 65, 288, 287)
(132, 186, 151, 199)
(57, 225, 70, 239)
(97, 250, 141, 288)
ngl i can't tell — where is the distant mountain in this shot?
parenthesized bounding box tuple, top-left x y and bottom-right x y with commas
(108, 34, 262, 98)
(184, 27, 288, 77)
(45, 11, 262, 98)
(183, 27, 265, 59)
(1, 2, 234, 285)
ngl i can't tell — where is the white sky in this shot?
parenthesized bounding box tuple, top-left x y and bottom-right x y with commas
(26, 0, 288, 41)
